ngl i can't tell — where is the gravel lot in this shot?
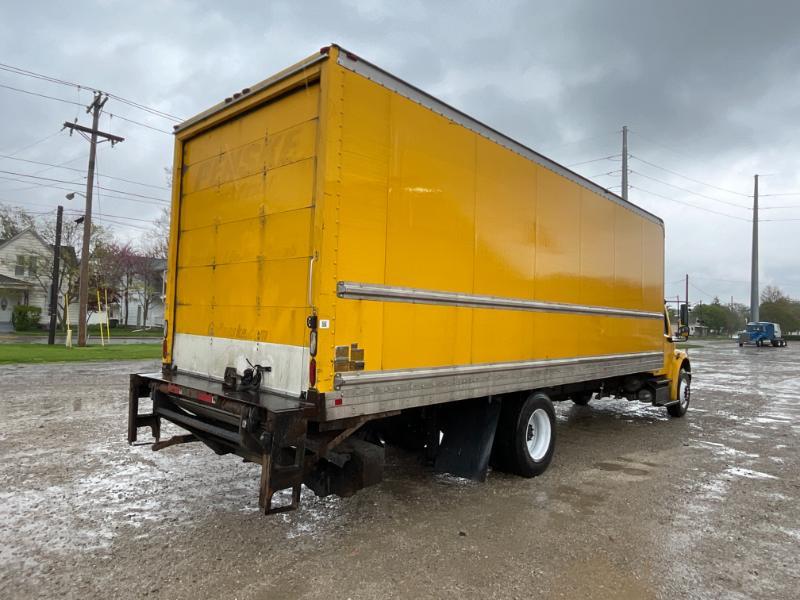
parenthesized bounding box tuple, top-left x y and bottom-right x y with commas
(1, 341, 798, 599)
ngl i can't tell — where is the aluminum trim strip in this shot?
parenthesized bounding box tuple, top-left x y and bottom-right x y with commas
(173, 53, 327, 134)
(334, 351, 663, 389)
(334, 46, 662, 227)
(337, 281, 663, 320)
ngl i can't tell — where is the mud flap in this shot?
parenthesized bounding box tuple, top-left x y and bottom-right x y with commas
(434, 396, 502, 482)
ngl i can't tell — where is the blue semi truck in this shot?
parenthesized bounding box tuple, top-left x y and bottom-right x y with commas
(738, 322, 787, 347)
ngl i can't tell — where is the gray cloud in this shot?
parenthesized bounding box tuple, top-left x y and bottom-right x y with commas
(2, 0, 799, 302)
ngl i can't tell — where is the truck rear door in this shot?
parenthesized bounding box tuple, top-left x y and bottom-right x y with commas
(169, 83, 320, 396)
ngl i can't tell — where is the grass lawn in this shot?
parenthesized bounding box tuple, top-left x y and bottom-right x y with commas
(0, 343, 162, 364)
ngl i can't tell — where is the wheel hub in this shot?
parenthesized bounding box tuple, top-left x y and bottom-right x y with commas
(679, 378, 691, 408)
(525, 408, 552, 461)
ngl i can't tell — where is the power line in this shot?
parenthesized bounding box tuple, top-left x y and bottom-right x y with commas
(630, 185, 749, 221)
(567, 154, 620, 168)
(690, 274, 800, 293)
(1, 129, 64, 157)
(0, 153, 169, 190)
(0, 81, 175, 136)
(0, 61, 183, 122)
(629, 154, 749, 197)
(0, 81, 85, 107)
(690, 281, 719, 300)
(0, 169, 168, 202)
(83, 214, 151, 231)
(633, 184, 800, 224)
(0, 174, 168, 207)
(0, 198, 159, 228)
(0, 203, 155, 235)
(628, 130, 698, 162)
(537, 130, 620, 154)
(585, 169, 621, 179)
(62, 207, 156, 225)
(630, 169, 751, 210)
(106, 94, 182, 123)
(105, 112, 172, 135)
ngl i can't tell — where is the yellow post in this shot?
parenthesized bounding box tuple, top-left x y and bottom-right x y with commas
(96, 289, 105, 346)
(65, 292, 72, 348)
(104, 288, 111, 340)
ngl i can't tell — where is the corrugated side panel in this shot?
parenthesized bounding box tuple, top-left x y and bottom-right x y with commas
(316, 64, 664, 393)
(171, 84, 319, 394)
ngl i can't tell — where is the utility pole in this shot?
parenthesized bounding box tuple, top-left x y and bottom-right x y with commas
(47, 205, 63, 345)
(621, 125, 629, 200)
(750, 174, 759, 323)
(63, 92, 124, 346)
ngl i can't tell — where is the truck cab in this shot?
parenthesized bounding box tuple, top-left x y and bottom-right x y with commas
(738, 321, 787, 347)
(660, 307, 691, 417)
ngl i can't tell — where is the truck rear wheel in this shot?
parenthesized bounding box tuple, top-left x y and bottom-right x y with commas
(494, 392, 556, 477)
(667, 369, 691, 418)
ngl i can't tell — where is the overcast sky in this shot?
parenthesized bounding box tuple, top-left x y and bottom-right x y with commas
(2, 1, 799, 305)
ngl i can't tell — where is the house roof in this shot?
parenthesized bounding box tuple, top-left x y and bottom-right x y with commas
(0, 273, 31, 288)
(0, 227, 77, 264)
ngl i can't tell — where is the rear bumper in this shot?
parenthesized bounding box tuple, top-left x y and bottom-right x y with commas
(128, 370, 317, 513)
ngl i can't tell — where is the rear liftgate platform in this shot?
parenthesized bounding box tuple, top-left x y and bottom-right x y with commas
(129, 371, 317, 514)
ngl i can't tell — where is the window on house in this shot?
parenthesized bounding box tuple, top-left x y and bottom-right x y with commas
(15, 255, 25, 276)
(28, 256, 38, 276)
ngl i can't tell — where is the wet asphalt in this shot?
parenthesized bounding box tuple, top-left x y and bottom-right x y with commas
(0, 340, 798, 599)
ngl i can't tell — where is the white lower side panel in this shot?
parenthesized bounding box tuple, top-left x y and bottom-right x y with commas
(172, 333, 308, 396)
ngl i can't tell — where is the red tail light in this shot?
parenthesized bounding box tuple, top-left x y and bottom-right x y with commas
(309, 358, 317, 387)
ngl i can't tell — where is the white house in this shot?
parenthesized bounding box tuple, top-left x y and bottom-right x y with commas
(117, 258, 167, 328)
(1, 227, 167, 331)
(65, 257, 167, 329)
(0, 228, 70, 330)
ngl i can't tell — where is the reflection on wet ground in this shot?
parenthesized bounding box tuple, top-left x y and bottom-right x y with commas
(1, 341, 798, 599)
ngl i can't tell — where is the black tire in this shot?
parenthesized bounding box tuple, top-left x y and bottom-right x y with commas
(493, 392, 556, 477)
(738, 342, 743, 347)
(667, 368, 691, 418)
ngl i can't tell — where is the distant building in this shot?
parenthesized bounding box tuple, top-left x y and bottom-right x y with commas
(689, 323, 710, 337)
(0, 227, 165, 331)
(65, 257, 167, 329)
(0, 228, 75, 330)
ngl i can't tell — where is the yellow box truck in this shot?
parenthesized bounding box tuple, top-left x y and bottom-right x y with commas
(129, 45, 691, 513)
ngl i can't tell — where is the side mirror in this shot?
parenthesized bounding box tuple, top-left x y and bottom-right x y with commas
(680, 303, 689, 325)
(670, 325, 689, 342)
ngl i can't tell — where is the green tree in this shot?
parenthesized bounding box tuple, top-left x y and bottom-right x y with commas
(692, 297, 745, 334)
(760, 286, 800, 333)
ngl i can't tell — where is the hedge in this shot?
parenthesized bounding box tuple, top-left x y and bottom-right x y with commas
(11, 305, 42, 331)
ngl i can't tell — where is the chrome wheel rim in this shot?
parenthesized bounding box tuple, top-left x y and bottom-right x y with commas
(526, 408, 551, 461)
(679, 376, 690, 409)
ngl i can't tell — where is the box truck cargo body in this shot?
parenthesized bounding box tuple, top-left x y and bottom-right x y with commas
(129, 45, 691, 513)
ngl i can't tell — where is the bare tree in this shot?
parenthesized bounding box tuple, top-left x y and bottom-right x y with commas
(141, 206, 170, 260)
(128, 254, 164, 327)
(760, 285, 788, 304)
(0, 205, 36, 239)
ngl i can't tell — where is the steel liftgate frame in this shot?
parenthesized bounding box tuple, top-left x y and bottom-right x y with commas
(128, 371, 315, 514)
